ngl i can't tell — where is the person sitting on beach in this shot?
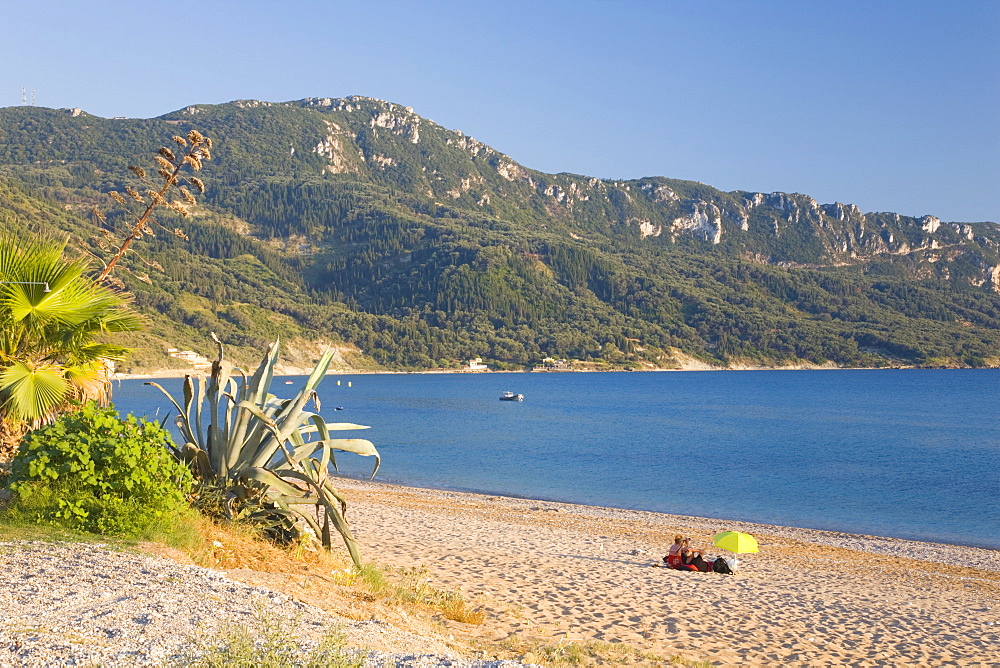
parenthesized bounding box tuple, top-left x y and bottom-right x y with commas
(663, 534, 684, 569)
(680, 537, 711, 571)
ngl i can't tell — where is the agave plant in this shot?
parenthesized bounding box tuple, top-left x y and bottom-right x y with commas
(146, 334, 379, 567)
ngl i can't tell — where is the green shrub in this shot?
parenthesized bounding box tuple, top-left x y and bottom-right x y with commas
(7, 402, 193, 538)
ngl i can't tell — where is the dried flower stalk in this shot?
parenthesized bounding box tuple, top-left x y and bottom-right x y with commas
(94, 129, 213, 282)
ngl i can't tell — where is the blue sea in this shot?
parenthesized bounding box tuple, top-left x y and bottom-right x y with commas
(113, 369, 1000, 550)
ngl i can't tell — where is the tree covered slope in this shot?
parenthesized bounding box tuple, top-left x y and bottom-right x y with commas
(1, 97, 999, 370)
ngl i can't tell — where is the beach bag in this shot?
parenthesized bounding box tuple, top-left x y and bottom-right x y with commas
(712, 556, 733, 575)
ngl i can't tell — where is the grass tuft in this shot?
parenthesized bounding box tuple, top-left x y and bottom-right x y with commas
(170, 608, 362, 668)
(347, 562, 486, 626)
(439, 593, 486, 625)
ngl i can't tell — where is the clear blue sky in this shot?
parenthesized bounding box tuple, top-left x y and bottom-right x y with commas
(5, 0, 998, 222)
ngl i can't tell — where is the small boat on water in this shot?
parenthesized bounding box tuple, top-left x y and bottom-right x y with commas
(499, 391, 524, 401)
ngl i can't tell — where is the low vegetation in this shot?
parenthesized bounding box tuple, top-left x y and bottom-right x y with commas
(171, 609, 363, 668)
(6, 402, 192, 538)
(343, 563, 486, 625)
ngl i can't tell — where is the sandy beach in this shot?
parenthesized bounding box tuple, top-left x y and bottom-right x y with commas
(2, 480, 997, 666)
(329, 479, 1000, 666)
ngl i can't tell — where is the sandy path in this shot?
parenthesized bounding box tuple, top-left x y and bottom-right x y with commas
(336, 479, 1000, 666)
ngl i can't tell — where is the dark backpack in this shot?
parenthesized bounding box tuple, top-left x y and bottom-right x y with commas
(712, 557, 733, 574)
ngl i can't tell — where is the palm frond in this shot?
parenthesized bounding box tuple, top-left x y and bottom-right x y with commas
(0, 361, 69, 423)
(0, 233, 140, 438)
(62, 361, 111, 406)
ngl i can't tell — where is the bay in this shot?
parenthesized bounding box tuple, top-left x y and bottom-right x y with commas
(113, 369, 1000, 550)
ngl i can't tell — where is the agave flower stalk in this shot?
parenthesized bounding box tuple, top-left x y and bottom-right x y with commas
(93, 130, 212, 284)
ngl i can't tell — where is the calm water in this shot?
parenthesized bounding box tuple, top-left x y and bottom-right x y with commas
(113, 369, 1000, 549)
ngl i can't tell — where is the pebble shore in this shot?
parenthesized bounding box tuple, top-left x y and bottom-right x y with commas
(0, 540, 528, 667)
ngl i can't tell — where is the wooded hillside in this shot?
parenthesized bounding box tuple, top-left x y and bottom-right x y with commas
(2, 98, 999, 370)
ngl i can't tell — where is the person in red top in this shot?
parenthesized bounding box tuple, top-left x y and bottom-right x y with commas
(664, 534, 684, 569)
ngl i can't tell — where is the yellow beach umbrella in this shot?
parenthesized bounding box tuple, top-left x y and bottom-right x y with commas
(713, 531, 759, 553)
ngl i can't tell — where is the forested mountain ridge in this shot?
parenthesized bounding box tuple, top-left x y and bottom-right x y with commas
(1, 97, 999, 371)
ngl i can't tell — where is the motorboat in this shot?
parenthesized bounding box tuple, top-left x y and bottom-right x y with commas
(499, 391, 524, 401)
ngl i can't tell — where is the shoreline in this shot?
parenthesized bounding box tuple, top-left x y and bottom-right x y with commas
(340, 476, 1000, 555)
(110, 364, 989, 381)
(334, 478, 1000, 571)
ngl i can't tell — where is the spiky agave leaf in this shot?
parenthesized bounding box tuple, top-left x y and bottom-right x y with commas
(150, 337, 378, 567)
(317, 439, 380, 477)
(294, 418, 379, 476)
(242, 465, 363, 566)
(145, 380, 196, 443)
(249, 348, 337, 469)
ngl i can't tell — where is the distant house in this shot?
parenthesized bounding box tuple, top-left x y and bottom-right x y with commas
(168, 348, 212, 370)
(533, 357, 569, 372)
(468, 357, 488, 371)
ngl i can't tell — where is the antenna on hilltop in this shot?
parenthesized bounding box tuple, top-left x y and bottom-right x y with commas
(31, 89, 36, 106)
(21, 86, 26, 105)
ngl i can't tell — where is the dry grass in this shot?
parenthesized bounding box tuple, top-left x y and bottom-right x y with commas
(148, 515, 487, 628)
(338, 562, 486, 626)
(185, 516, 350, 573)
(439, 594, 486, 625)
